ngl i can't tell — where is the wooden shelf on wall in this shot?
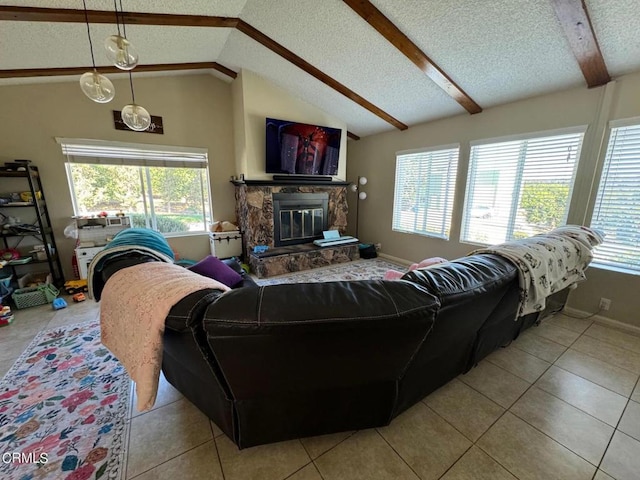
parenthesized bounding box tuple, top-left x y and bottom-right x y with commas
(232, 179, 351, 187)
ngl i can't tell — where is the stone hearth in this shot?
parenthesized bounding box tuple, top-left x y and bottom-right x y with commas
(234, 181, 352, 277)
(250, 243, 358, 278)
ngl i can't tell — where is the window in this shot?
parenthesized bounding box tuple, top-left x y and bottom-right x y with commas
(392, 145, 459, 239)
(461, 128, 585, 245)
(591, 120, 640, 273)
(59, 139, 211, 236)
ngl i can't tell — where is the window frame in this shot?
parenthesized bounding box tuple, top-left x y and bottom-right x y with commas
(460, 126, 586, 246)
(589, 117, 640, 275)
(58, 138, 212, 237)
(392, 143, 460, 240)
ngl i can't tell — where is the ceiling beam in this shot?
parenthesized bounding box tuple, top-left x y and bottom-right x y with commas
(550, 0, 610, 88)
(347, 131, 361, 141)
(0, 6, 239, 28)
(236, 20, 407, 130)
(343, 0, 482, 115)
(0, 5, 407, 130)
(0, 62, 237, 80)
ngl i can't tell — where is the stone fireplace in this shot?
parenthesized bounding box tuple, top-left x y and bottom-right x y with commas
(234, 181, 357, 277)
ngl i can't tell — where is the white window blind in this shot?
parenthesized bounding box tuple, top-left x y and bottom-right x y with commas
(57, 138, 208, 168)
(461, 129, 584, 245)
(591, 122, 640, 273)
(392, 145, 459, 239)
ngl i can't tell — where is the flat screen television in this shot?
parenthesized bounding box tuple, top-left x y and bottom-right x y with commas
(265, 117, 342, 176)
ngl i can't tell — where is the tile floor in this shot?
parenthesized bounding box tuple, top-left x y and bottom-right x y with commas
(2, 301, 640, 480)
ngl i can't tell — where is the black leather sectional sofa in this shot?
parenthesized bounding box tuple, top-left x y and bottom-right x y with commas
(153, 254, 567, 448)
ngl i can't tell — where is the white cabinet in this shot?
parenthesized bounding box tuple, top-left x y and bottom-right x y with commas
(75, 246, 104, 279)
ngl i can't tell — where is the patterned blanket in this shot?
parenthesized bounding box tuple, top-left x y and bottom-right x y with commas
(471, 225, 604, 316)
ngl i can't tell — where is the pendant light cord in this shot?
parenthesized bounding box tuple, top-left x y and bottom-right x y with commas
(82, 0, 97, 70)
(112, 0, 122, 36)
(119, 0, 128, 38)
(128, 71, 136, 103)
(121, 0, 135, 104)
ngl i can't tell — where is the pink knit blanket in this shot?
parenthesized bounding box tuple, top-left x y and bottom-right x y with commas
(99, 262, 229, 411)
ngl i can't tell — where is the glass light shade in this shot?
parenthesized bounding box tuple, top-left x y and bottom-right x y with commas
(359, 176, 368, 185)
(105, 35, 138, 70)
(79, 71, 115, 103)
(349, 183, 358, 192)
(359, 191, 367, 200)
(121, 103, 151, 131)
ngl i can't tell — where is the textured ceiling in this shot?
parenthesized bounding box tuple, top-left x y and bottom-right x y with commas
(0, 22, 232, 69)
(1, 0, 639, 137)
(372, 0, 584, 107)
(586, 0, 640, 76)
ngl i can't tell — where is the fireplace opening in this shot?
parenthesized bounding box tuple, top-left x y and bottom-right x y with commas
(273, 193, 329, 247)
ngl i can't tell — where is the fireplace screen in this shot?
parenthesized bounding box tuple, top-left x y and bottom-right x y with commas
(279, 207, 324, 242)
(272, 192, 329, 247)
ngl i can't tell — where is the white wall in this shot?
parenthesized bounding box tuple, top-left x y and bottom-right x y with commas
(232, 69, 348, 180)
(348, 70, 640, 328)
(0, 74, 236, 274)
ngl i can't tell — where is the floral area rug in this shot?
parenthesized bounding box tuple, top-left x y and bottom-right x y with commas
(0, 321, 130, 480)
(255, 257, 406, 285)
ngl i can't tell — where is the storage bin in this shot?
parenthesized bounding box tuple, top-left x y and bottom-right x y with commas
(18, 272, 51, 289)
(0, 272, 12, 299)
(12, 284, 59, 309)
(210, 232, 243, 259)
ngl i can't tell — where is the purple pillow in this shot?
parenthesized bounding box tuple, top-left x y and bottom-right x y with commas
(187, 255, 243, 287)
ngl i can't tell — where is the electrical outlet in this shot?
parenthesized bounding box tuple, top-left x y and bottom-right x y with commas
(599, 297, 611, 311)
(374, 243, 382, 251)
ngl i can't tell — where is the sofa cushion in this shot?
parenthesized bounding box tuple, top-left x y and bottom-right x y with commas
(202, 280, 439, 398)
(188, 255, 243, 287)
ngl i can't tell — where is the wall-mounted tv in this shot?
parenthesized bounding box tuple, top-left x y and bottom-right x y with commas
(265, 117, 342, 176)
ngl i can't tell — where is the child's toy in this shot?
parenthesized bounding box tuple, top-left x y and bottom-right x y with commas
(0, 304, 14, 326)
(52, 298, 68, 310)
(72, 293, 86, 302)
(64, 279, 88, 295)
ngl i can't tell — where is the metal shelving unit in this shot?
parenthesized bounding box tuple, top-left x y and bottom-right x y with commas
(0, 165, 65, 293)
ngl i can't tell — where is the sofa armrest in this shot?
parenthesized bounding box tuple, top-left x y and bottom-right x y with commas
(165, 288, 226, 332)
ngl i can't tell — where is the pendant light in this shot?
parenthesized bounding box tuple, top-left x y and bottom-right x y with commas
(121, 72, 151, 131)
(108, 0, 150, 131)
(79, 0, 115, 103)
(105, 0, 138, 70)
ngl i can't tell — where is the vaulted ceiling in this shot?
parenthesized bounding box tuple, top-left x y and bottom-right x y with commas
(1, 0, 639, 138)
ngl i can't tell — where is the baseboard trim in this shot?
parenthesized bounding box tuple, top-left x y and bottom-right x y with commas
(378, 252, 412, 266)
(563, 307, 640, 335)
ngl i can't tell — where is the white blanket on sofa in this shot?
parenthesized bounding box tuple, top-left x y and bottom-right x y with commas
(471, 225, 604, 317)
(100, 262, 229, 410)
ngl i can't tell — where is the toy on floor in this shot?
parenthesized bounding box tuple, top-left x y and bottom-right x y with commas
(383, 257, 449, 280)
(52, 297, 68, 310)
(0, 304, 14, 326)
(64, 279, 88, 295)
(72, 293, 86, 302)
